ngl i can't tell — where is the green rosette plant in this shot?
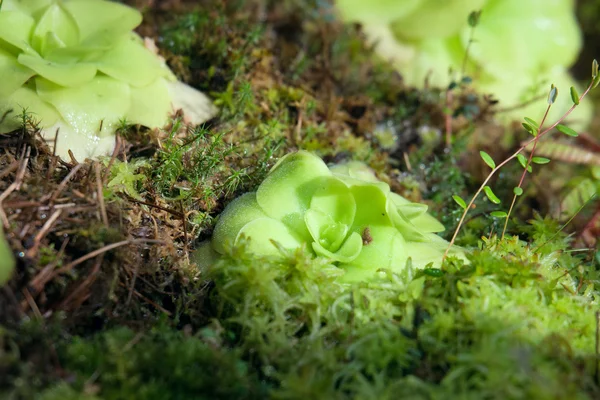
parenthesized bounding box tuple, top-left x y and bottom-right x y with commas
(197, 151, 465, 282)
(0, 0, 215, 160)
(336, 0, 592, 128)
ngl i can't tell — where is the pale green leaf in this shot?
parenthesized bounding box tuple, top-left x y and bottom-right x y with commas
(556, 124, 578, 137)
(483, 186, 501, 204)
(480, 150, 496, 169)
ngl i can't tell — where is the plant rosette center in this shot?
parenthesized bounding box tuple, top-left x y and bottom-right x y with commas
(197, 151, 466, 282)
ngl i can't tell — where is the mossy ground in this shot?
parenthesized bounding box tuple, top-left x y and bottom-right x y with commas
(1, 1, 600, 399)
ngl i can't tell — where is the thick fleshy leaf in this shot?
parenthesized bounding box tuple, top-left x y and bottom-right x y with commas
(256, 151, 331, 239)
(390, 192, 445, 233)
(94, 34, 171, 87)
(478, 67, 592, 132)
(0, 82, 61, 133)
(304, 209, 348, 253)
(18, 52, 97, 87)
(0, 11, 35, 52)
(211, 192, 268, 255)
(397, 203, 428, 220)
(0, 48, 35, 97)
(62, 0, 142, 49)
(0, 225, 15, 286)
(127, 78, 172, 128)
(391, 0, 487, 40)
(35, 75, 130, 136)
(309, 176, 356, 227)
(349, 184, 393, 230)
(464, 0, 581, 81)
(193, 241, 221, 271)
(341, 227, 407, 281)
(406, 233, 468, 268)
(387, 200, 427, 242)
(31, 3, 78, 56)
(236, 218, 303, 257)
(329, 160, 380, 183)
(336, 0, 422, 24)
(1, 0, 52, 15)
(40, 118, 116, 161)
(396, 35, 467, 88)
(312, 231, 362, 263)
(167, 81, 218, 126)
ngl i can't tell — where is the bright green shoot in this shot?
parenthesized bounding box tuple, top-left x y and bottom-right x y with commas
(444, 59, 600, 260)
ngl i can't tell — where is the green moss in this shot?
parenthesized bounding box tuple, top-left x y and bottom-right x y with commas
(2, 0, 598, 398)
(200, 217, 599, 399)
(38, 323, 266, 400)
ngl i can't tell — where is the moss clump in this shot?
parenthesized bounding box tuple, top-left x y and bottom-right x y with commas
(37, 323, 266, 400)
(199, 217, 599, 399)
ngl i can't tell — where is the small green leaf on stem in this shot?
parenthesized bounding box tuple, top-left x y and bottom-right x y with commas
(548, 85, 558, 104)
(556, 124, 578, 137)
(452, 195, 467, 209)
(570, 86, 580, 105)
(516, 154, 532, 172)
(522, 122, 537, 136)
(483, 186, 501, 204)
(480, 151, 496, 169)
(490, 211, 507, 218)
(593, 74, 600, 90)
(593, 59, 598, 79)
(468, 10, 482, 27)
(513, 187, 523, 196)
(532, 156, 550, 164)
(524, 117, 539, 129)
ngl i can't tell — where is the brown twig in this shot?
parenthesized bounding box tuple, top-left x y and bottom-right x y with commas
(22, 287, 43, 319)
(0, 146, 31, 228)
(44, 163, 83, 203)
(119, 281, 172, 316)
(58, 255, 104, 311)
(25, 209, 62, 258)
(95, 162, 108, 227)
(29, 237, 70, 294)
(126, 196, 184, 218)
(0, 160, 19, 180)
(54, 238, 165, 277)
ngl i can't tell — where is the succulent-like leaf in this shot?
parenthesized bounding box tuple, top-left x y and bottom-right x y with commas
(480, 151, 496, 169)
(211, 192, 269, 255)
(236, 218, 303, 257)
(483, 186, 501, 204)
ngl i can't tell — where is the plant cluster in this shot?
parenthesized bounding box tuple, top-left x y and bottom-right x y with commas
(336, 0, 592, 128)
(197, 150, 466, 282)
(446, 60, 600, 257)
(0, 0, 215, 161)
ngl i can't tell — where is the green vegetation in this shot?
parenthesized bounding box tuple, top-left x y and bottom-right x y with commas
(1, 0, 599, 399)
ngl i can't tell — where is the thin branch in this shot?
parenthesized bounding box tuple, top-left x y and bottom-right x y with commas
(443, 78, 595, 260)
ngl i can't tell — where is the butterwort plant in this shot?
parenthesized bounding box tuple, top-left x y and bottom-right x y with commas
(336, 0, 591, 128)
(197, 151, 466, 282)
(0, 0, 215, 160)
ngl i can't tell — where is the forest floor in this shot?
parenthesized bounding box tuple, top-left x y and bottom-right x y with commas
(1, 1, 600, 399)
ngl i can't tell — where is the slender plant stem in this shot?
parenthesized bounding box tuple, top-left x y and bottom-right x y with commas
(443, 79, 595, 260)
(501, 103, 552, 238)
